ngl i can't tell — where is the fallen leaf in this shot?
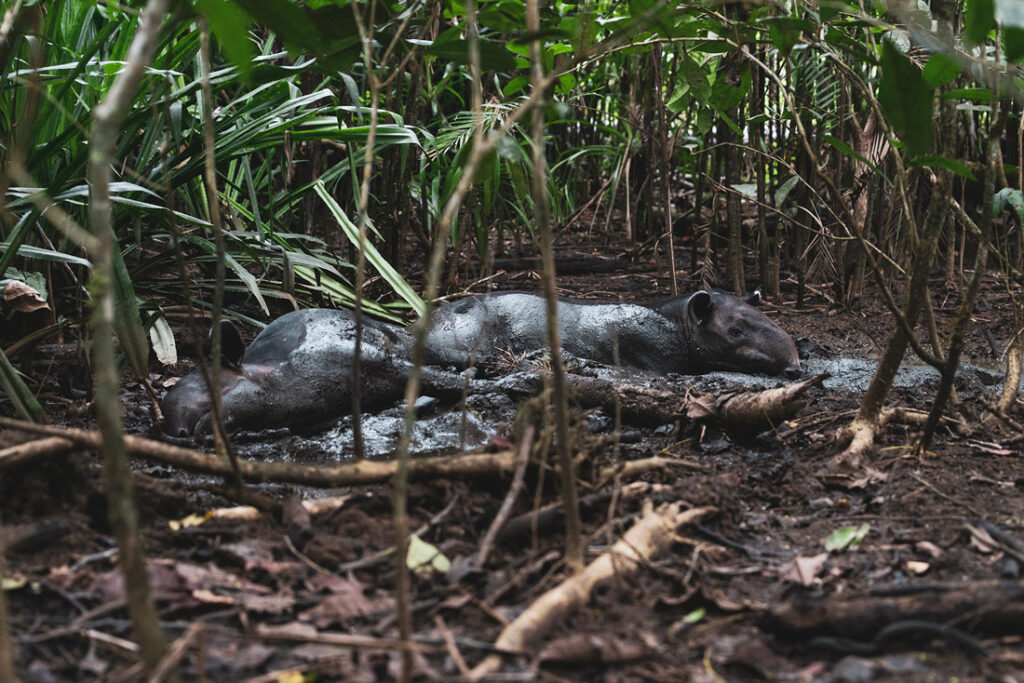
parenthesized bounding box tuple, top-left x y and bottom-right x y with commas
(169, 512, 213, 531)
(192, 589, 235, 605)
(299, 577, 393, 627)
(257, 622, 318, 640)
(906, 560, 930, 575)
(966, 524, 1000, 554)
(3, 279, 49, 313)
(283, 496, 311, 530)
(685, 393, 718, 421)
(213, 506, 262, 521)
(1, 576, 27, 591)
(825, 523, 870, 552)
(240, 592, 296, 614)
(92, 562, 185, 602)
(407, 535, 450, 574)
(779, 553, 829, 586)
(301, 495, 351, 516)
(681, 607, 705, 624)
(915, 541, 943, 558)
(175, 562, 271, 595)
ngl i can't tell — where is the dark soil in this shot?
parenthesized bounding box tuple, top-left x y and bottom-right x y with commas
(3, 246, 1024, 681)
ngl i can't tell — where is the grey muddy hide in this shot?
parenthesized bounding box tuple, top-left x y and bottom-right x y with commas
(161, 309, 465, 437)
(424, 291, 800, 377)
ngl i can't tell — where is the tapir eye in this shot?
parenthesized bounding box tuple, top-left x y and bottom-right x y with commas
(728, 326, 743, 338)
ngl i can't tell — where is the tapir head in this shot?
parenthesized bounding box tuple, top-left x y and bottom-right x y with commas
(683, 290, 800, 378)
(161, 320, 246, 437)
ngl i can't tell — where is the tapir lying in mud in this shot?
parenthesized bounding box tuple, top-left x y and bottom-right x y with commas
(161, 291, 800, 436)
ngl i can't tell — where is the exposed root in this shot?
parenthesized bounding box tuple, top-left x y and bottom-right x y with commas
(824, 406, 943, 485)
(468, 502, 716, 680)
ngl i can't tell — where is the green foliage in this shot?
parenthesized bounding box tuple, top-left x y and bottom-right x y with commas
(921, 53, 961, 88)
(825, 523, 870, 552)
(965, 0, 996, 46)
(0, 347, 46, 422)
(878, 40, 933, 158)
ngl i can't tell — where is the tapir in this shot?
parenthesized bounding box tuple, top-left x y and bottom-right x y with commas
(161, 290, 799, 436)
(424, 291, 801, 377)
(162, 309, 466, 437)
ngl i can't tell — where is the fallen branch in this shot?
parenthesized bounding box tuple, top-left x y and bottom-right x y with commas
(825, 404, 959, 480)
(0, 436, 75, 468)
(766, 580, 1024, 641)
(0, 417, 516, 487)
(469, 502, 715, 680)
(564, 375, 685, 424)
(596, 455, 709, 487)
(495, 481, 668, 544)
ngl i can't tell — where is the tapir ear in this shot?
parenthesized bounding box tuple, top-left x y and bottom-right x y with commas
(688, 291, 713, 326)
(745, 288, 763, 307)
(218, 320, 245, 370)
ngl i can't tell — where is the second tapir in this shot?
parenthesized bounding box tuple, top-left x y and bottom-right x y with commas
(162, 290, 800, 436)
(425, 291, 800, 377)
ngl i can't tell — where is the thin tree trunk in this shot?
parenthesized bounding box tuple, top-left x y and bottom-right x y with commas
(652, 43, 678, 295)
(915, 105, 1006, 453)
(526, 0, 583, 574)
(87, 0, 171, 672)
(350, 0, 386, 462)
(999, 320, 1023, 413)
(198, 18, 242, 483)
(843, 1, 958, 455)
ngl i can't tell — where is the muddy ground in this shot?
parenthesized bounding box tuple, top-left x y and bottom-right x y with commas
(3, 247, 1024, 681)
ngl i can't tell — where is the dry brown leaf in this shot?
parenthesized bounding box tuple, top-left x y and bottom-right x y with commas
(192, 588, 235, 605)
(966, 524, 1000, 554)
(3, 280, 49, 313)
(299, 577, 393, 627)
(779, 553, 829, 587)
(241, 592, 297, 614)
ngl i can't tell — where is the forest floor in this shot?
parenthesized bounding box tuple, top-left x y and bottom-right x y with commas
(3, 239, 1024, 681)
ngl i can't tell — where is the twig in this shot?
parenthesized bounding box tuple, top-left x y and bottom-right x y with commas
(597, 455, 709, 487)
(908, 473, 982, 518)
(147, 621, 203, 683)
(87, 628, 140, 654)
(337, 494, 461, 573)
(477, 425, 534, 568)
(434, 615, 472, 680)
(255, 623, 437, 653)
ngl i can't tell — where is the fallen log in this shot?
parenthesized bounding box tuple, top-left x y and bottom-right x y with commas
(469, 502, 716, 680)
(765, 580, 1024, 642)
